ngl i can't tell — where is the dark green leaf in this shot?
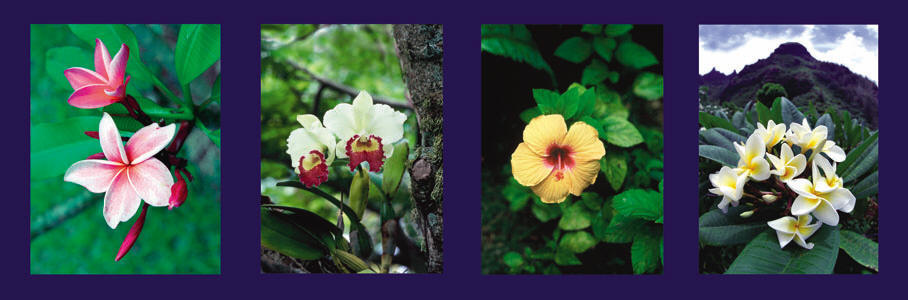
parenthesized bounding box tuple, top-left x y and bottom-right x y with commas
(612, 189, 662, 221)
(816, 113, 834, 140)
(603, 210, 646, 243)
(503, 251, 524, 268)
(581, 24, 603, 34)
(631, 231, 661, 274)
(45, 46, 92, 90)
(604, 24, 633, 37)
(532, 89, 559, 114)
(558, 202, 592, 230)
(531, 199, 562, 222)
(601, 153, 628, 191)
(211, 74, 221, 103)
(616, 41, 658, 69)
(779, 97, 805, 126)
(632, 72, 663, 100)
(726, 226, 839, 274)
(602, 116, 643, 147)
(559, 231, 597, 253)
(554, 248, 582, 266)
(580, 116, 605, 139)
(554, 37, 592, 63)
(481, 25, 554, 76)
(581, 59, 609, 86)
(592, 36, 617, 62)
(31, 117, 102, 181)
(698, 206, 766, 246)
(261, 207, 329, 260)
(699, 145, 739, 167)
(851, 170, 878, 200)
(699, 112, 738, 132)
(519, 107, 542, 123)
(837, 131, 878, 177)
(839, 230, 878, 272)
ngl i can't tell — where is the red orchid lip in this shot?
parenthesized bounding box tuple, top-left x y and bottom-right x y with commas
(298, 150, 329, 188)
(346, 134, 385, 172)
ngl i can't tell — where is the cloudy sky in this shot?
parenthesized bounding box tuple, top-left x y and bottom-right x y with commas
(699, 25, 879, 84)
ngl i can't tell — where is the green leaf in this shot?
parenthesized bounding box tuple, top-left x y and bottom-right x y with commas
(616, 41, 658, 69)
(770, 97, 784, 124)
(503, 178, 531, 211)
(580, 116, 605, 139)
(838, 131, 878, 177)
(554, 248, 582, 266)
(698, 112, 738, 132)
(519, 107, 541, 123)
(554, 37, 592, 63)
(175, 24, 221, 85)
(698, 206, 766, 246)
(503, 251, 524, 268)
(632, 72, 663, 100)
(726, 226, 839, 274)
(592, 36, 617, 62)
(103, 96, 177, 120)
(31, 117, 103, 181)
(261, 207, 329, 260)
(779, 97, 805, 126)
(382, 142, 409, 197)
(603, 211, 646, 243)
(601, 153, 628, 190)
(816, 113, 834, 140)
(559, 231, 597, 253)
(842, 137, 878, 183)
(45, 46, 92, 90)
(699, 145, 739, 167)
(481, 25, 554, 77)
(602, 116, 643, 147)
(838, 230, 879, 272)
(851, 170, 878, 200)
(604, 24, 633, 37)
(631, 231, 661, 274)
(558, 202, 592, 230)
(581, 24, 603, 34)
(211, 74, 221, 103)
(755, 102, 771, 125)
(532, 89, 560, 114)
(276, 181, 361, 222)
(581, 59, 609, 86)
(558, 85, 583, 119)
(576, 87, 597, 119)
(612, 189, 662, 221)
(531, 199, 562, 222)
(699, 128, 734, 150)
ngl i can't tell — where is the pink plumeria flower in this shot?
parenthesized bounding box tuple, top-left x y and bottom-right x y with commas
(64, 113, 176, 229)
(63, 38, 130, 109)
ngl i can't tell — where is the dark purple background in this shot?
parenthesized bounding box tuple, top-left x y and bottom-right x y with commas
(5, 0, 902, 298)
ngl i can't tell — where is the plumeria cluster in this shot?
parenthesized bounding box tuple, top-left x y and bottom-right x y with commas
(708, 119, 855, 250)
(286, 91, 407, 187)
(61, 39, 193, 261)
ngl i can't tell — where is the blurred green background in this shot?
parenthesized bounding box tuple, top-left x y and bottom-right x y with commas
(260, 25, 421, 271)
(29, 24, 220, 274)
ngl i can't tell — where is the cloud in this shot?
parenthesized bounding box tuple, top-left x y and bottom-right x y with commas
(699, 25, 879, 83)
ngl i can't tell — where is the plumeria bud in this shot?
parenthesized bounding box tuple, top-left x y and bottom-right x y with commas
(168, 170, 189, 210)
(348, 167, 370, 220)
(85, 131, 100, 139)
(739, 210, 754, 218)
(115, 204, 148, 261)
(761, 194, 778, 204)
(87, 152, 106, 159)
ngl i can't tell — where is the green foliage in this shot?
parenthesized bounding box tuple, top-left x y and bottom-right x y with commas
(726, 227, 839, 274)
(554, 37, 592, 63)
(633, 72, 663, 100)
(838, 230, 879, 272)
(481, 24, 555, 81)
(175, 24, 221, 86)
(616, 41, 658, 69)
(755, 82, 787, 106)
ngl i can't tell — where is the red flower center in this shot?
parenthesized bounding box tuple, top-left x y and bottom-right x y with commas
(346, 134, 385, 172)
(544, 144, 575, 171)
(298, 150, 329, 188)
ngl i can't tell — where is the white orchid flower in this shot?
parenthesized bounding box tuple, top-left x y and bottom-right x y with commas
(787, 158, 856, 226)
(734, 134, 771, 181)
(767, 215, 821, 249)
(766, 143, 807, 182)
(287, 114, 336, 187)
(323, 91, 407, 172)
(709, 166, 747, 213)
(753, 120, 786, 149)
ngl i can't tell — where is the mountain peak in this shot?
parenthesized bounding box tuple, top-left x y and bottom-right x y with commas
(771, 42, 813, 59)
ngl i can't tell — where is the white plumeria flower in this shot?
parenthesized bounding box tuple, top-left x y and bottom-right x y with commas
(787, 158, 856, 226)
(813, 156, 855, 212)
(753, 120, 786, 149)
(734, 133, 771, 181)
(287, 114, 336, 188)
(323, 91, 407, 172)
(820, 140, 846, 162)
(766, 143, 807, 182)
(767, 215, 821, 249)
(709, 166, 747, 213)
(786, 118, 827, 154)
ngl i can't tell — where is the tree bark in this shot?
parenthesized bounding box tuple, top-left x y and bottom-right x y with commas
(392, 24, 444, 273)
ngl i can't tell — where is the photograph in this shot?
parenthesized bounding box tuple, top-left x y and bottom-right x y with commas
(29, 24, 221, 274)
(697, 25, 879, 274)
(481, 24, 664, 274)
(260, 24, 443, 274)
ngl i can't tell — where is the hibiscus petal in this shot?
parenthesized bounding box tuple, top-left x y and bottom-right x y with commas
(523, 115, 567, 156)
(103, 171, 141, 229)
(125, 123, 176, 165)
(511, 143, 550, 186)
(94, 38, 112, 79)
(566, 158, 600, 195)
(530, 170, 572, 203)
(99, 113, 129, 164)
(64, 67, 108, 90)
(108, 44, 129, 85)
(127, 158, 174, 207)
(68, 84, 120, 109)
(562, 121, 605, 162)
(63, 160, 125, 193)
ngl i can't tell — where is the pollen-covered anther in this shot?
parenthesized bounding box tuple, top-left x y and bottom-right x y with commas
(346, 134, 385, 172)
(298, 150, 329, 188)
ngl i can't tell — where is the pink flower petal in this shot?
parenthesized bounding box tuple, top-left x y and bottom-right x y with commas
(99, 113, 129, 164)
(108, 44, 129, 85)
(125, 123, 176, 164)
(103, 171, 141, 229)
(94, 38, 112, 80)
(63, 159, 125, 193)
(68, 84, 120, 109)
(63, 67, 107, 90)
(127, 158, 174, 207)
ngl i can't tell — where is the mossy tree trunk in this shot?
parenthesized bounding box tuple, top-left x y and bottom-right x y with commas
(393, 24, 444, 273)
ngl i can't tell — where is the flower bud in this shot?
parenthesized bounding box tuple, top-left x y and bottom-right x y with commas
(761, 194, 778, 204)
(348, 167, 370, 220)
(739, 210, 754, 218)
(168, 170, 188, 210)
(116, 204, 147, 261)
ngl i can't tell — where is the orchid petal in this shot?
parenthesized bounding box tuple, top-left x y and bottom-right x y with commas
(63, 160, 125, 193)
(67, 84, 120, 109)
(126, 158, 174, 207)
(94, 39, 112, 79)
(99, 113, 129, 164)
(125, 123, 176, 165)
(63, 67, 108, 90)
(323, 103, 358, 140)
(102, 171, 141, 229)
(368, 103, 407, 144)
